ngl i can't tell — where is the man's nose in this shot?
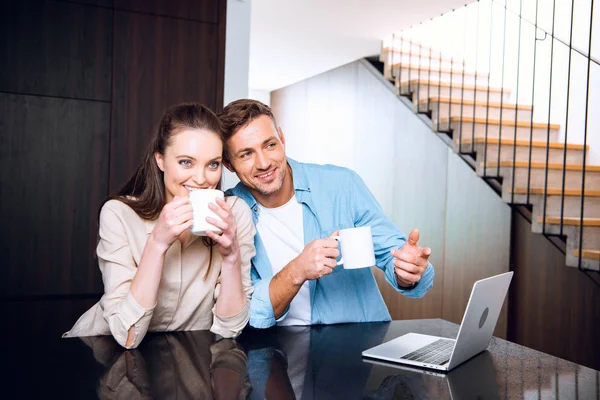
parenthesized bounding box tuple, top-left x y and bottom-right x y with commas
(255, 151, 271, 170)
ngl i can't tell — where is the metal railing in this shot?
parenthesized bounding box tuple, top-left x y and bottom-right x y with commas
(386, 0, 598, 272)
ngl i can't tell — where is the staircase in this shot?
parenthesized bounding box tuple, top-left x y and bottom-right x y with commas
(379, 39, 600, 271)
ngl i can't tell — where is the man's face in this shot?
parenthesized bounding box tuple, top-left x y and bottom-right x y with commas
(225, 115, 289, 203)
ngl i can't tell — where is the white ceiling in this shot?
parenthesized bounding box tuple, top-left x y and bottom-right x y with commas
(249, 0, 467, 91)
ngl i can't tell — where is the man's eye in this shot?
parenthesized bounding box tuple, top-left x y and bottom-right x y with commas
(266, 143, 276, 149)
(209, 161, 220, 169)
(179, 159, 192, 167)
(241, 152, 251, 158)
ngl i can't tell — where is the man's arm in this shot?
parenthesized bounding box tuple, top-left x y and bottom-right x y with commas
(348, 170, 435, 297)
(269, 237, 340, 319)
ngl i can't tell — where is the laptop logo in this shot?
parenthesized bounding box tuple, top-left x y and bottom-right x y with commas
(479, 307, 489, 329)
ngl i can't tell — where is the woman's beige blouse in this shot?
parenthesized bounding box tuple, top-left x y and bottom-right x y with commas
(63, 196, 255, 348)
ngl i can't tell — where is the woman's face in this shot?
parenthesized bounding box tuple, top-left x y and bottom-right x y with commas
(155, 128, 223, 202)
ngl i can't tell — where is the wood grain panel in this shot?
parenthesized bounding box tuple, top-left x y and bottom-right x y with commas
(110, 11, 219, 191)
(0, 0, 112, 100)
(442, 153, 511, 338)
(0, 94, 109, 296)
(114, 0, 219, 23)
(509, 210, 600, 370)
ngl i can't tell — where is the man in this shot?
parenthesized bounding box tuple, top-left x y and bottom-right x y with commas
(219, 99, 434, 329)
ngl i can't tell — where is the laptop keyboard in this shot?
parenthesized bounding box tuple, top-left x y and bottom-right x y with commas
(400, 338, 454, 365)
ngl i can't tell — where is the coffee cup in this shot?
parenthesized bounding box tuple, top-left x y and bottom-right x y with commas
(332, 226, 376, 269)
(189, 189, 224, 236)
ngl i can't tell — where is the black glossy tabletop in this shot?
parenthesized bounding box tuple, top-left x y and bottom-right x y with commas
(3, 298, 599, 399)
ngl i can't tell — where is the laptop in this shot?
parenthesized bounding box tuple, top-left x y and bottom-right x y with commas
(362, 271, 513, 372)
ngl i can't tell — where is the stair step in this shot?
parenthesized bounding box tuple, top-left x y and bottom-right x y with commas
(537, 216, 600, 226)
(446, 117, 560, 142)
(486, 160, 600, 189)
(421, 97, 532, 110)
(573, 249, 600, 260)
(401, 79, 507, 93)
(381, 47, 463, 63)
(387, 63, 484, 77)
(403, 80, 511, 104)
(460, 137, 587, 150)
(506, 187, 600, 219)
(487, 160, 600, 172)
(447, 116, 559, 130)
(510, 187, 600, 196)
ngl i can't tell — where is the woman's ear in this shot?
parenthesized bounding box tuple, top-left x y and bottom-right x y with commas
(154, 152, 165, 172)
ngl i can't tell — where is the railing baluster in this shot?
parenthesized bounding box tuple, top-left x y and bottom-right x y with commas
(560, 0, 576, 238)
(578, 0, 595, 270)
(498, 0, 507, 180)
(449, 11, 455, 144)
(511, 0, 524, 205)
(526, 0, 542, 206)
(542, 0, 558, 237)
(483, 0, 495, 178)
(471, 1, 482, 154)
(391, 33, 396, 82)
(459, 4, 469, 153)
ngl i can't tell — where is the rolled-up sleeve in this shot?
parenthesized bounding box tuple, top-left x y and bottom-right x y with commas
(97, 201, 155, 349)
(211, 198, 256, 338)
(248, 274, 280, 329)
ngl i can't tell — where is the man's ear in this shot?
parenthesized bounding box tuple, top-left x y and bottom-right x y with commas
(278, 127, 286, 146)
(154, 152, 165, 171)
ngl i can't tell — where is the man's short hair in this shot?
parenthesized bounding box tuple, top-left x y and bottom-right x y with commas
(219, 99, 279, 145)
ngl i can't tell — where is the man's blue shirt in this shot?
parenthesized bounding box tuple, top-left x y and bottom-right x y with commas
(227, 158, 435, 328)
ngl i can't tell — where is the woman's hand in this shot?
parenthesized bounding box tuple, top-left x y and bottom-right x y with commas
(150, 196, 193, 253)
(205, 198, 239, 261)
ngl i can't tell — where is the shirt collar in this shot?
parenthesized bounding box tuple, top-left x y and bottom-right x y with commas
(232, 157, 311, 210)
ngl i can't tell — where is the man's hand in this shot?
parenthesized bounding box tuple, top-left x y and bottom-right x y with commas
(391, 229, 431, 288)
(270, 232, 340, 319)
(290, 233, 340, 285)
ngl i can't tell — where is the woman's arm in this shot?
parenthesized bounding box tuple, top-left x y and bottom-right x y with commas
(206, 197, 256, 337)
(99, 197, 193, 348)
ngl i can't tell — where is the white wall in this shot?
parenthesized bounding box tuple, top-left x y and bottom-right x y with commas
(222, 0, 251, 190)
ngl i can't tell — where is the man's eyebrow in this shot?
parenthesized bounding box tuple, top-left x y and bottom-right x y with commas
(235, 137, 277, 155)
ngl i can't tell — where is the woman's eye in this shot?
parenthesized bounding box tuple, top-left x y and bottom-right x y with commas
(179, 159, 192, 167)
(209, 161, 220, 169)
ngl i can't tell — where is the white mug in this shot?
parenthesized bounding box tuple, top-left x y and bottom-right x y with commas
(189, 189, 224, 236)
(333, 226, 376, 269)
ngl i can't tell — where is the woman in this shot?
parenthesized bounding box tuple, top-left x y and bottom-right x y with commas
(63, 103, 255, 349)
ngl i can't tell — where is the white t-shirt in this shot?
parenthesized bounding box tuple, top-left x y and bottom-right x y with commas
(256, 195, 311, 325)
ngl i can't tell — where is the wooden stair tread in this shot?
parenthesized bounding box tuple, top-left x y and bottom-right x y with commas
(388, 63, 486, 77)
(421, 96, 532, 110)
(460, 137, 587, 150)
(382, 47, 463, 63)
(444, 116, 560, 130)
(537, 216, 600, 226)
(401, 79, 508, 93)
(573, 249, 600, 260)
(509, 187, 600, 196)
(485, 160, 600, 172)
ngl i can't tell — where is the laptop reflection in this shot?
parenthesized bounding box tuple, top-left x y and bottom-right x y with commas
(363, 350, 499, 400)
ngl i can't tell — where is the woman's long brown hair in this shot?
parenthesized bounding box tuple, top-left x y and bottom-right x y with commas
(105, 103, 223, 277)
